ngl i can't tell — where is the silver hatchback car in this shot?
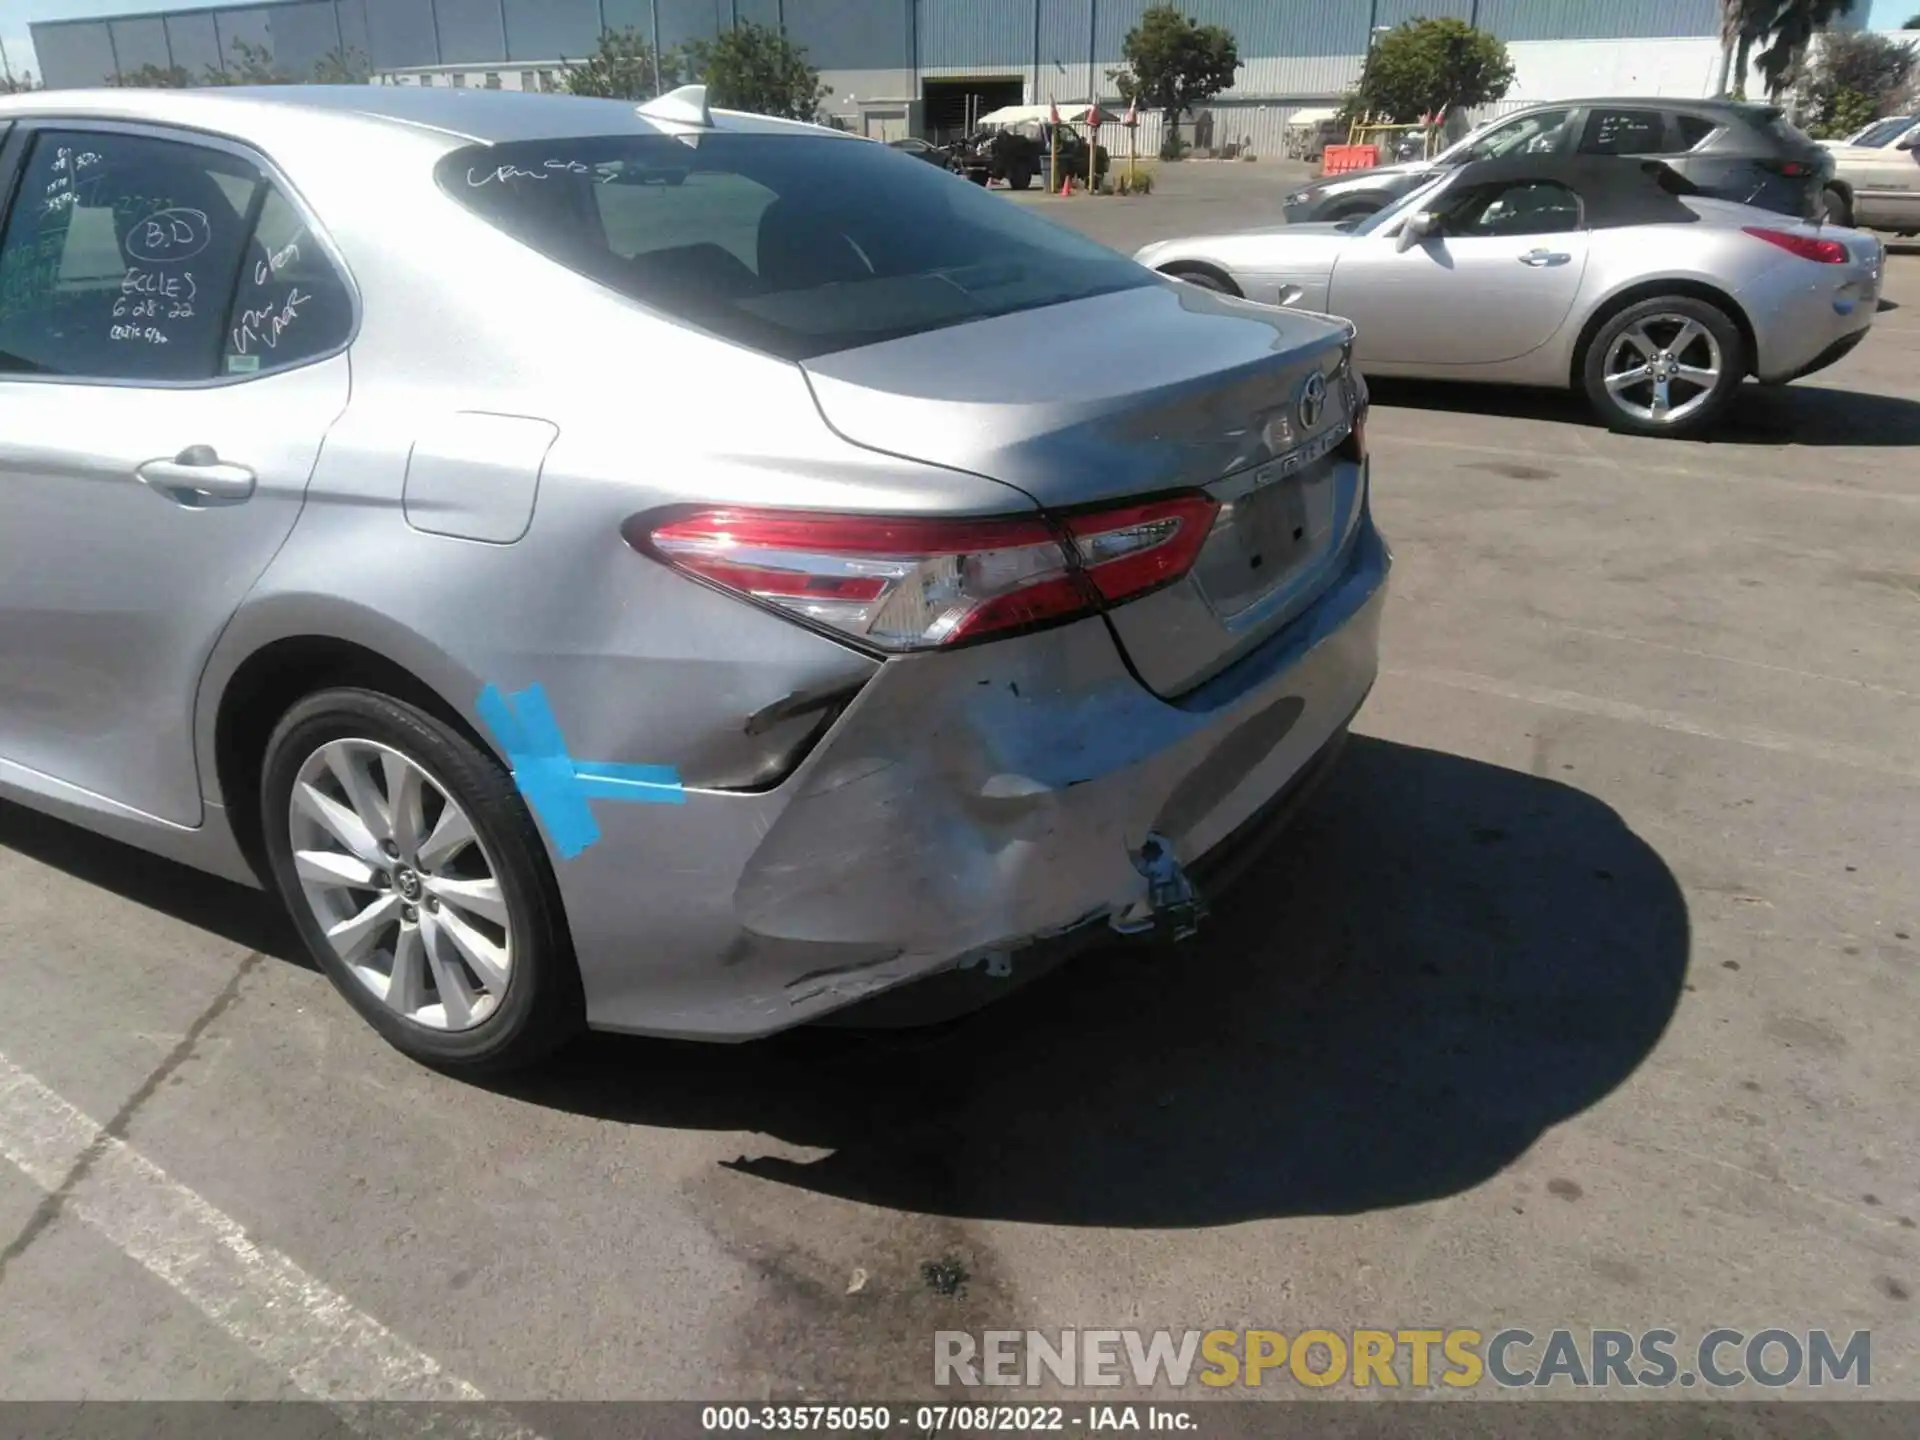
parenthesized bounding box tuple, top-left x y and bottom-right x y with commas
(0, 85, 1388, 1071)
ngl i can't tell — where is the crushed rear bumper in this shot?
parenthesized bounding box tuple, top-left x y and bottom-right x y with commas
(562, 517, 1390, 1039)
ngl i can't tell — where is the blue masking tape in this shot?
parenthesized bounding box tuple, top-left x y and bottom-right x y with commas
(476, 683, 685, 860)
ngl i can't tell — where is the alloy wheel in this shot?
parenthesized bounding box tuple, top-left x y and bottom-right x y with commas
(288, 739, 512, 1031)
(1602, 314, 1724, 426)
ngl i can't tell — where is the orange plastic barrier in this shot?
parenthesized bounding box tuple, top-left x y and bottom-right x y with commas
(1321, 144, 1379, 176)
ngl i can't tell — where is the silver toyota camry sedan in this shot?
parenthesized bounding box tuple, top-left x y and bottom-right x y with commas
(0, 85, 1387, 1072)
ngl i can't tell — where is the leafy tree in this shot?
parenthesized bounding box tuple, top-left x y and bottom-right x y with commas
(1905, 12, 1920, 27)
(562, 25, 681, 101)
(1106, 6, 1239, 159)
(311, 47, 372, 85)
(1806, 86, 1878, 137)
(203, 37, 282, 85)
(0, 69, 38, 94)
(112, 62, 194, 88)
(1720, 0, 1854, 99)
(1353, 17, 1514, 125)
(1797, 29, 1917, 135)
(683, 22, 828, 121)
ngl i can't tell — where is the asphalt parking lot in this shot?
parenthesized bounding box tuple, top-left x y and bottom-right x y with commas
(1, 159, 1916, 1415)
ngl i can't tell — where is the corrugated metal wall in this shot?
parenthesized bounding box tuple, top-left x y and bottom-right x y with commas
(26, 0, 1868, 98)
(1476, 0, 1717, 43)
(917, 0, 1029, 74)
(106, 16, 170, 74)
(163, 12, 222, 76)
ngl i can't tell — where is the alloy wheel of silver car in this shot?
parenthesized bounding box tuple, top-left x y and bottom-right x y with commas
(288, 738, 514, 1032)
(1601, 315, 1724, 427)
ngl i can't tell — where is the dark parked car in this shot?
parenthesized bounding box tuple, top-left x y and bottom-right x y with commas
(1285, 98, 1836, 225)
(886, 136, 955, 168)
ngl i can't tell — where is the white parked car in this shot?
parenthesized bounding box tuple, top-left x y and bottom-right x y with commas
(1822, 118, 1920, 235)
(1819, 115, 1914, 149)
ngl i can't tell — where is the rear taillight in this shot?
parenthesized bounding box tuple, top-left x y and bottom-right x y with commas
(635, 495, 1218, 651)
(1743, 225, 1848, 264)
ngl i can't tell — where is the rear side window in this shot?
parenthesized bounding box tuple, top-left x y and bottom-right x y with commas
(1676, 114, 1720, 150)
(1580, 109, 1669, 156)
(0, 129, 352, 383)
(438, 133, 1150, 361)
(222, 186, 355, 376)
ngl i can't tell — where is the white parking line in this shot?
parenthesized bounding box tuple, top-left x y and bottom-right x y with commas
(0, 1051, 537, 1432)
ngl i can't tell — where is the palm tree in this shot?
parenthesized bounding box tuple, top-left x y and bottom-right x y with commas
(1721, 0, 1853, 99)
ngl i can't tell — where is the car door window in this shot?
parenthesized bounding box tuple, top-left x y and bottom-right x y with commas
(1455, 110, 1573, 164)
(1580, 108, 1669, 156)
(0, 129, 351, 384)
(1446, 182, 1582, 238)
(0, 132, 257, 381)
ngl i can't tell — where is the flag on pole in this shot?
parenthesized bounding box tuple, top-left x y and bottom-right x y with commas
(1086, 100, 1104, 128)
(1123, 97, 1138, 128)
(1049, 99, 1061, 126)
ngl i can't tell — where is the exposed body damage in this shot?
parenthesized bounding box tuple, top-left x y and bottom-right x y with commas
(546, 522, 1386, 1038)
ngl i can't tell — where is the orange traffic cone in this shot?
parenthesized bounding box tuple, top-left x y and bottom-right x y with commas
(1059, 169, 1073, 196)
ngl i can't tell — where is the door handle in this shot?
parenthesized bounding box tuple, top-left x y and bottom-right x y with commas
(1519, 249, 1571, 267)
(137, 445, 256, 505)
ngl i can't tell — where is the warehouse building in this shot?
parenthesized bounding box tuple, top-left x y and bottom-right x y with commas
(30, 0, 1870, 159)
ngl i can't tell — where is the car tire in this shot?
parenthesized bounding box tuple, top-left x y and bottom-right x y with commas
(1160, 264, 1241, 297)
(1580, 295, 1746, 440)
(1007, 163, 1033, 191)
(260, 687, 584, 1075)
(1822, 186, 1852, 227)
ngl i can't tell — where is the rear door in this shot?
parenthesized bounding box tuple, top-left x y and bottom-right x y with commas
(1327, 178, 1590, 368)
(0, 122, 354, 825)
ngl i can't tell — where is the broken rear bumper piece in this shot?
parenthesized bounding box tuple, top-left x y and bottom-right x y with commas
(564, 519, 1390, 1039)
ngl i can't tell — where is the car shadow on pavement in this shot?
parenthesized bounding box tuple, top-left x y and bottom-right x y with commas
(1369, 376, 1920, 446)
(498, 735, 1691, 1226)
(0, 802, 308, 966)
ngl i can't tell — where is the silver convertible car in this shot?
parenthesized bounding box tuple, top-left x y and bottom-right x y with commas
(1136, 154, 1883, 438)
(0, 85, 1386, 1071)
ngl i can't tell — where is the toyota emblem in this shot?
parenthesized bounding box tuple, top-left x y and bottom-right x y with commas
(1297, 371, 1328, 430)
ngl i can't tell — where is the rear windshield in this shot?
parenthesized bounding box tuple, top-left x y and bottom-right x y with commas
(438, 132, 1150, 360)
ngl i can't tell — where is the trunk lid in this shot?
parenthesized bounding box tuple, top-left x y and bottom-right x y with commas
(800, 282, 1366, 696)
